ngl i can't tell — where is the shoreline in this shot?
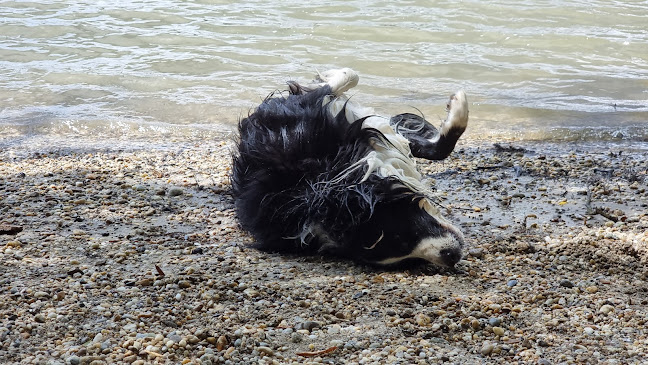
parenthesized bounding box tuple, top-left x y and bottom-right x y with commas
(1, 139, 647, 364)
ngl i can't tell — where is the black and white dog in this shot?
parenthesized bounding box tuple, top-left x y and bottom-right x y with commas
(232, 68, 469, 267)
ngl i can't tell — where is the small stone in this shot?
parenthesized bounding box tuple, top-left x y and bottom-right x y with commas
(559, 279, 575, 288)
(599, 304, 614, 315)
(507, 279, 518, 287)
(538, 359, 551, 365)
(168, 334, 182, 343)
(6, 240, 21, 248)
(224, 347, 236, 359)
(67, 355, 81, 365)
(257, 346, 274, 356)
(34, 314, 46, 323)
(178, 280, 191, 289)
(137, 278, 153, 287)
(344, 340, 357, 349)
(327, 324, 341, 334)
(400, 308, 414, 318)
(295, 321, 320, 332)
(291, 332, 303, 343)
(330, 339, 344, 347)
(585, 286, 598, 293)
(516, 241, 536, 253)
(537, 339, 550, 347)
(584, 327, 594, 335)
(169, 187, 184, 196)
(488, 318, 501, 327)
(492, 327, 505, 336)
(216, 335, 228, 351)
(0, 225, 23, 235)
(481, 342, 494, 355)
(415, 313, 431, 326)
(132, 340, 142, 350)
(468, 248, 484, 258)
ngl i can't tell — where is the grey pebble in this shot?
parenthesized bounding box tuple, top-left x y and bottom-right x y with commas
(168, 187, 184, 196)
(488, 317, 501, 327)
(290, 332, 303, 343)
(480, 342, 494, 355)
(295, 321, 320, 332)
(559, 279, 575, 288)
(257, 346, 274, 356)
(400, 308, 414, 318)
(507, 279, 518, 287)
(167, 334, 182, 343)
(344, 340, 357, 349)
(468, 248, 484, 258)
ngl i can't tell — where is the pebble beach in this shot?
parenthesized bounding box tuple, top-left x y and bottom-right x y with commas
(1, 137, 647, 364)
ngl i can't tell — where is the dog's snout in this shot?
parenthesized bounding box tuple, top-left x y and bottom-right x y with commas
(440, 248, 462, 267)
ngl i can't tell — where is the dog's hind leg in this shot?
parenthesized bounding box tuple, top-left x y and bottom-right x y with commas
(391, 91, 469, 161)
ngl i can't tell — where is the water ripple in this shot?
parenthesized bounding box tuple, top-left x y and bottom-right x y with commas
(1, 0, 647, 142)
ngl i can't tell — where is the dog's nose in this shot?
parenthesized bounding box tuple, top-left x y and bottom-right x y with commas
(439, 248, 462, 267)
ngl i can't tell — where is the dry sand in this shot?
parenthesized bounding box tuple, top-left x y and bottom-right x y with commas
(1, 137, 647, 364)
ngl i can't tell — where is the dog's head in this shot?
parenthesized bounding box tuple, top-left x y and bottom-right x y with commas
(343, 184, 465, 267)
(307, 104, 466, 268)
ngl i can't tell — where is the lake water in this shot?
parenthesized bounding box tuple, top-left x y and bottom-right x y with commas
(1, 0, 647, 145)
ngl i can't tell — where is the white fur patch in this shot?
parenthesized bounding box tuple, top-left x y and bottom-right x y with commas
(324, 95, 443, 220)
(375, 235, 458, 266)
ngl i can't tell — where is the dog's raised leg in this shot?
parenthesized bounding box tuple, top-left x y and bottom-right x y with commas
(390, 91, 469, 161)
(316, 68, 359, 95)
(288, 68, 359, 96)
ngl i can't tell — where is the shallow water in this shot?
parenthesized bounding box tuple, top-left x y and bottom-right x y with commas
(1, 0, 647, 144)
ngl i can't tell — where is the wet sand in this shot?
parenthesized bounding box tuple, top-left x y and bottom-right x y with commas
(1, 138, 647, 364)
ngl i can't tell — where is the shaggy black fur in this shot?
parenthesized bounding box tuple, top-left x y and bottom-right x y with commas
(232, 85, 463, 266)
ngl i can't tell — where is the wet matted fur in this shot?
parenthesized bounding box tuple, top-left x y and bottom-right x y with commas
(232, 68, 469, 267)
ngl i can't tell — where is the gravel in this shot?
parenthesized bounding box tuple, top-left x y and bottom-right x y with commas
(1, 138, 647, 364)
